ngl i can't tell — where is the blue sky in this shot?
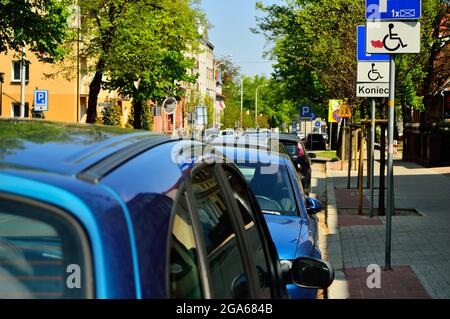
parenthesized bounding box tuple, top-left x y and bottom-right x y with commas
(200, 0, 284, 77)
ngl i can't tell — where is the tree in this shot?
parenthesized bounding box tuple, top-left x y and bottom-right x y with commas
(255, 0, 365, 113)
(77, 0, 203, 127)
(256, 0, 449, 138)
(0, 0, 70, 61)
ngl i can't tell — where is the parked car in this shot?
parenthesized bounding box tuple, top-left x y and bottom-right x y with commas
(305, 133, 327, 151)
(243, 132, 315, 194)
(220, 128, 235, 136)
(211, 144, 326, 299)
(0, 119, 334, 299)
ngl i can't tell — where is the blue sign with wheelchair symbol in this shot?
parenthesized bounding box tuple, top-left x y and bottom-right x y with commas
(34, 90, 48, 111)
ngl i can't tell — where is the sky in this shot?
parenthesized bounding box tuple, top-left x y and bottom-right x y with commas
(200, 0, 284, 77)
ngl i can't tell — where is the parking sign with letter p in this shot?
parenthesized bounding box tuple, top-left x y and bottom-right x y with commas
(34, 90, 48, 112)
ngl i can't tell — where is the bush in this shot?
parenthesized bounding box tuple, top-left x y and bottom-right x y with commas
(101, 101, 122, 127)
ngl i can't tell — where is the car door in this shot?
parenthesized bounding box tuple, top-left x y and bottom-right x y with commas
(168, 163, 284, 299)
(284, 158, 320, 258)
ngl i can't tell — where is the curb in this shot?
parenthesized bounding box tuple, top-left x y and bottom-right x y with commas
(325, 161, 349, 299)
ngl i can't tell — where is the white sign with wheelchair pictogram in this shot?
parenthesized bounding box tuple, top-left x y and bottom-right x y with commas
(357, 61, 390, 83)
(366, 21, 420, 54)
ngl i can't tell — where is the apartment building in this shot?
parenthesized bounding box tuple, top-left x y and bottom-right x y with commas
(0, 49, 130, 125)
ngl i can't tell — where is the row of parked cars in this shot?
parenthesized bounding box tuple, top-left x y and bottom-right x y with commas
(0, 119, 334, 299)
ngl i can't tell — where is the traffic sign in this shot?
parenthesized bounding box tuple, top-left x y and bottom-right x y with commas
(328, 100, 343, 123)
(332, 110, 342, 122)
(34, 90, 48, 111)
(162, 97, 177, 115)
(357, 26, 390, 61)
(366, 21, 421, 54)
(357, 83, 390, 97)
(300, 105, 313, 118)
(315, 121, 321, 127)
(357, 61, 390, 83)
(196, 106, 207, 125)
(366, 0, 421, 21)
(337, 103, 352, 118)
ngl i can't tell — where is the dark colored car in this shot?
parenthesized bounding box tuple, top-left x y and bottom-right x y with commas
(305, 133, 327, 151)
(212, 145, 325, 299)
(0, 119, 334, 299)
(243, 132, 315, 194)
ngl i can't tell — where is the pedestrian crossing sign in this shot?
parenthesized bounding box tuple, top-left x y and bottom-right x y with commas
(337, 101, 352, 118)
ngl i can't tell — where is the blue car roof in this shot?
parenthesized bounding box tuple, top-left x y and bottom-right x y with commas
(0, 119, 166, 175)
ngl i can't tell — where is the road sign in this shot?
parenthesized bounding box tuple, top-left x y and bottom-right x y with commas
(357, 61, 390, 83)
(366, 21, 421, 54)
(315, 121, 321, 127)
(337, 103, 352, 118)
(162, 97, 177, 115)
(328, 100, 343, 123)
(300, 105, 312, 118)
(311, 113, 317, 121)
(357, 83, 390, 97)
(357, 26, 390, 61)
(196, 106, 207, 125)
(366, 0, 421, 21)
(34, 90, 48, 111)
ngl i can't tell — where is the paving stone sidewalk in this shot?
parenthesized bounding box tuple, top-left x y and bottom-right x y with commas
(326, 158, 450, 299)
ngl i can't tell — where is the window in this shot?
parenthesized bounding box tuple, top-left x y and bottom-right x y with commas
(12, 103, 29, 118)
(12, 61, 30, 82)
(190, 165, 250, 298)
(0, 195, 92, 299)
(237, 163, 299, 216)
(222, 165, 272, 298)
(169, 193, 203, 299)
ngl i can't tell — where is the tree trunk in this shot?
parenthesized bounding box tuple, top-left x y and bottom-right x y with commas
(133, 99, 143, 129)
(86, 59, 105, 124)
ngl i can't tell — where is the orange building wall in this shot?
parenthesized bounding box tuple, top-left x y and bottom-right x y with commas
(0, 50, 78, 122)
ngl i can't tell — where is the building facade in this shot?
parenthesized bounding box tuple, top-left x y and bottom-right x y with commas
(0, 49, 130, 125)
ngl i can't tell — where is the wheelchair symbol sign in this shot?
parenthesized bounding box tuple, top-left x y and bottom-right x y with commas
(366, 21, 420, 54)
(357, 61, 390, 83)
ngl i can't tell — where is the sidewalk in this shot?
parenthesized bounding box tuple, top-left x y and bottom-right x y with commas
(326, 156, 450, 299)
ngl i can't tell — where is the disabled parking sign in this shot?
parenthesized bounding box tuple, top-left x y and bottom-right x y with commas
(366, 21, 421, 54)
(34, 90, 48, 112)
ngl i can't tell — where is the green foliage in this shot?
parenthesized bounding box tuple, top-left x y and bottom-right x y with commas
(256, 0, 364, 110)
(126, 102, 153, 131)
(72, 0, 204, 127)
(101, 100, 122, 127)
(0, 0, 70, 61)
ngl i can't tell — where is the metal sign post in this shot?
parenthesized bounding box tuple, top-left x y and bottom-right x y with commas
(370, 98, 376, 218)
(385, 56, 395, 270)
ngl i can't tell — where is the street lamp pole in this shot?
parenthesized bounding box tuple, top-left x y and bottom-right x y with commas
(240, 77, 244, 128)
(0, 72, 4, 116)
(255, 84, 268, 129)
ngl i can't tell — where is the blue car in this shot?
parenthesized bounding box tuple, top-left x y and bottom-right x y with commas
(212, 144, 324, 299)
(0, 119, 333, 299)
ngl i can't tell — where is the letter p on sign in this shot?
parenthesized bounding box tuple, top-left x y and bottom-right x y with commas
(34, 90, 48, 111)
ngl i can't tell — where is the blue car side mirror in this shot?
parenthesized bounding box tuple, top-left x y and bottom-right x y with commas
(305, 197, 323, 214)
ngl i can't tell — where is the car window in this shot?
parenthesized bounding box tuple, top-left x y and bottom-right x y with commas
(283, 142, 298, 157)
(222, 166, 272, 298)
(190, 165, 250, 298)
(169, 192, 203, 299)
(237, 162, 299, 216)
(0, 195, 92, 299)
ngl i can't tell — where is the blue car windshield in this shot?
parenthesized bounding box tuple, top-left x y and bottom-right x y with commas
(237, 163, 299, 216)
